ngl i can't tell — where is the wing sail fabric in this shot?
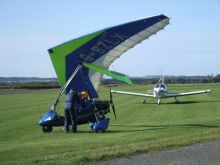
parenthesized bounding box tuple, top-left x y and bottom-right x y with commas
(48, 14, 170, 98)
(83, 62, 133, 85)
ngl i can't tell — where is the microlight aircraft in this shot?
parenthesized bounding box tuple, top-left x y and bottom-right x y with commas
(111, 77, 211, 105)
(38, 15, 170, 133)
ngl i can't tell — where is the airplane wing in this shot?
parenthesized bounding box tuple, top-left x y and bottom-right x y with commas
(111, 90, 154, 97)
(48, 14, 169, 98)
(164, 89, 211, 98)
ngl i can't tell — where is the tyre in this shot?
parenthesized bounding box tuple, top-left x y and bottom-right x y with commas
(42, 125, 53, 133)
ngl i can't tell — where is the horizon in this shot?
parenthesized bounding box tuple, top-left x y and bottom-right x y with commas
(0, 74, 218, 79)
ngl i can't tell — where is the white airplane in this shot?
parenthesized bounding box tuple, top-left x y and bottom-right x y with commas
(111, 77, 211, 105)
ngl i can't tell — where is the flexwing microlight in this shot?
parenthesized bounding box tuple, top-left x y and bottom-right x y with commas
(39, 15, 170, 133)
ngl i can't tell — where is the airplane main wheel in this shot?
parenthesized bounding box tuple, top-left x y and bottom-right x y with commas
(175, 98, 179, 103)
(42, 126, 53, 133)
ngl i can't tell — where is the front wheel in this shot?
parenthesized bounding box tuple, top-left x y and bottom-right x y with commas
(42, 126, 53, 133)
(157, 99, 161, 105)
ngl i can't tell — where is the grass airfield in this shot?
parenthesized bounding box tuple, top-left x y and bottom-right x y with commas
(0, 83, 220, 164)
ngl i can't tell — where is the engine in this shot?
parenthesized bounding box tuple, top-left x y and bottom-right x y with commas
(93, 100, 110, 114)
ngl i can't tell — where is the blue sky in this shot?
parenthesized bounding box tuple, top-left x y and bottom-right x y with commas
(0, 0, 220, 77)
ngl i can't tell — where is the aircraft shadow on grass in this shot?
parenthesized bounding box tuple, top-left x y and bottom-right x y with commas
(166, 100, 220, 105)
(107, 124, 220, 134)
(52, 123, 220, 134)
(53, 130, 96, 134)
(141, 100, 220, 105)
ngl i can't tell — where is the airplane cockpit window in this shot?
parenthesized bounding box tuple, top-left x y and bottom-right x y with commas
(161, 84, 166, 88)
(155, 84, 159, 88)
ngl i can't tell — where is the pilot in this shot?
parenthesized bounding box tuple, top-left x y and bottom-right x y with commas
(80, 91, 89, 101)
(79, 91, 92, 111)
(63, 89, 79, 133)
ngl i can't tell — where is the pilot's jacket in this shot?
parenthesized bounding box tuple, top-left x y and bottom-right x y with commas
(64, 91, 78, 109)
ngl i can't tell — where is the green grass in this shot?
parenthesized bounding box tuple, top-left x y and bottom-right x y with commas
(0, 83, 220, 164)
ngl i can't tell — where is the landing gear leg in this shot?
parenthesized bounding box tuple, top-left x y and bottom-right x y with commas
(157, 99, 161, 105)
(175, 97, 179, 103)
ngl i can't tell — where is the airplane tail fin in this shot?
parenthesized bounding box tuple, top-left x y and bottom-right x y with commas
(158, 76, 164, 84)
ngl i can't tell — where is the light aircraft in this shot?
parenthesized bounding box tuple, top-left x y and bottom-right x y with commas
(111, 77, 211, 105)
(38, 14, 170, 133)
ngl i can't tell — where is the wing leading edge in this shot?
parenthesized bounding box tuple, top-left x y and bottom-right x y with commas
(164, 89, 211, 98)
(111, 89, 211, 98)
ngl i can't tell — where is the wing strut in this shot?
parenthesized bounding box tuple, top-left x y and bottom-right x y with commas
(51, 63, 82, 111)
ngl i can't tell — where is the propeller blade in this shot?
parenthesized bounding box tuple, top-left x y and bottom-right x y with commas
(110, 88, 112, 101)
(112, 104, 116, 119)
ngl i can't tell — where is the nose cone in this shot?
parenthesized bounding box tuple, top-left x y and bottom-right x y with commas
(38, 116, 52, 126)
(38, 110, 56, 126)
(38, 118, 44, 126)
(154, 88, 159, 93)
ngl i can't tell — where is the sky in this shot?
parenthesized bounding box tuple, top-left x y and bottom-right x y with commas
(0, 0, 220, 77)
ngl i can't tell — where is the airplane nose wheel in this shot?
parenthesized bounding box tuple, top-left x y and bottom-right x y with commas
(42, 125, 53, 133)
(157, 99, 160, 105)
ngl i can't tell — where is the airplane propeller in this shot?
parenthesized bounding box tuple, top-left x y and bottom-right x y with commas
(109, 88, 116, 119)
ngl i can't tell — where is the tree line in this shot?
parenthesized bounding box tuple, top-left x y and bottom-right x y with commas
(102, 74, 220, 85)
(0, 74, 219, 89)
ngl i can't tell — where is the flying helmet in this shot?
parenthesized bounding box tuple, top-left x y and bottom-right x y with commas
(80, 91, 89, 99)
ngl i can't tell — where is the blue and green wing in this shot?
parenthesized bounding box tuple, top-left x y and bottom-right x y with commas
(48, 14, 169, 98)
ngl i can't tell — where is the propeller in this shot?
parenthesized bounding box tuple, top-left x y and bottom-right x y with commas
(109, 88, 116, 119)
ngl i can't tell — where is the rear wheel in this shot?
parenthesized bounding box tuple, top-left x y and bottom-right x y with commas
(42, 126, 53, 133)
